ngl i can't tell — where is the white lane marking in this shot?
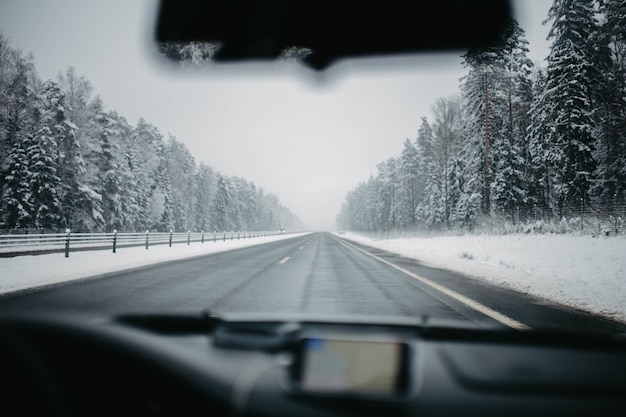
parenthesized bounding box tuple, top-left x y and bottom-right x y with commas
(279, 257, 290, 264)
(299, 247, 304, 250)
(339, 239, 532, 331)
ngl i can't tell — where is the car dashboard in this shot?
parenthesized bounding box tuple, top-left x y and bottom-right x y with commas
(1, 312, 626, 416)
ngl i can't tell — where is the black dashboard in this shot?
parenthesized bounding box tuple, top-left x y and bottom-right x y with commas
(2, 312, 626, 416)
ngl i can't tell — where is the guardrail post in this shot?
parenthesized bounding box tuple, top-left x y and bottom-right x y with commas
(187, 230, 191, 245)
(201, 231, 205, 243)
(64, 228, 71, 258)
(238, 231, 240, 240)
(223, 231, 226, 242)
(231, 230, 234, 241)
(113, 229, 118, 253)
(145, 230, 149, 249)
(214, 231, 216, 243)
(169, 230, 173, 247)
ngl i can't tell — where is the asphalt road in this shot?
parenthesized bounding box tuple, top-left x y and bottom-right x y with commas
(0, 232, 624, 333)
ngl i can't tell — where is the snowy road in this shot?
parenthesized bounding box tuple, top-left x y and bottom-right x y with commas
(1, 232, 624, 334)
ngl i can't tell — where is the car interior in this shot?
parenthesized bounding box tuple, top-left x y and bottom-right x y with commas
(2, 1, 626, 416)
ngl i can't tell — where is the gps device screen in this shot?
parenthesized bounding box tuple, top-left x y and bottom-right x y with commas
(294, 336, 409, 396)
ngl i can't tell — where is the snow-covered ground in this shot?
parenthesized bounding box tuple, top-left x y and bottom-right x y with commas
(0, 232, 312, 296)
(337, 232, 626, 323)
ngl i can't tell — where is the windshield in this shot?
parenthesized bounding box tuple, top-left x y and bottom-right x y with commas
(0, 0, 625, 335)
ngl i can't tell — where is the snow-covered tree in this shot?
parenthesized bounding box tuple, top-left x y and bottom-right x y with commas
(0, 33, 303, 233)
(163, 135, 197, 231)
(88, 110, 138, 231)
(132, 119, 169, 230)
(194, 163, 216, 232)
(416, 116, 445, 228)
(27, 125, 61, 230)
(2, 138, 32, 228)
(533, 0, 599, 214)
(396, 138, 420, 229)
(376, 158, 401, 232)
(460, 18, 534, 218)
(592, 0, 626, 205)
(424, 97, 463, 229)
(38, 80, 92, 230)
(213, 173, 232, 232)
(0, 37, 38, 227)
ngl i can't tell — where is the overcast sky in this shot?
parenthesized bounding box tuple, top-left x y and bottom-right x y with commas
(0, 1, 552, 230)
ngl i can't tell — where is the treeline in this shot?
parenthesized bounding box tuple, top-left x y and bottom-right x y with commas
(0, 34, 302, 233)
(337, 0, 626, 234)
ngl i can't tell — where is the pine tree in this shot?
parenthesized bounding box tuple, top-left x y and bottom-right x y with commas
(157, 169, 175, 232)
(431, 97, 463, 228)
(376, 158, 400, 232)
(491, 19, 534, 217)
(0, 39, 37, 224)
(194, 163, 215, 232)
(460, 29, 505, 215)
(39, 80, 90, 230)
(397, 138, 420, 229)
(539, 0, 599, 214)
(27, 125, 61, 230)
(213, 173, 232, 232)
(416, 116, 446, 228)
(55, 67, 104, 231)
(592, 0, 626, 205)
(2, 138, 32, 228)
(90, 110, 129, 232)
(134, 119, 168, 230)
(527, 67, 554, 213)
(121, 133, 149, 231)
(163, 135, 197, 232)
(460, 18, 534, 220)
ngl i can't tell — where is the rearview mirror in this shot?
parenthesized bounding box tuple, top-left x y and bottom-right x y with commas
(154, 0, 513, 71)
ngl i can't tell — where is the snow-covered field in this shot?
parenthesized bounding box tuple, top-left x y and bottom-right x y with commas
(337, 232, 626, 323)
(0, 232, 312, 296)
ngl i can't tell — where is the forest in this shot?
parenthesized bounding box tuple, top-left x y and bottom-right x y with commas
(337, 0, 626, 235)
(0, 34, 302, 234)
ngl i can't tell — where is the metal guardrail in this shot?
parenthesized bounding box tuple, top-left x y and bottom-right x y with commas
(0, 230, 286, 257)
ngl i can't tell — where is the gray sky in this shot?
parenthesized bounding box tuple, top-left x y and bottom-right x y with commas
(0, 0, 551, 230)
